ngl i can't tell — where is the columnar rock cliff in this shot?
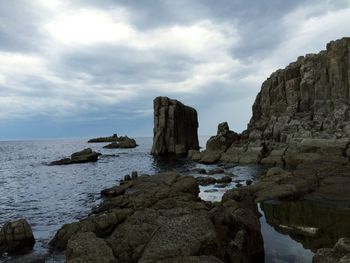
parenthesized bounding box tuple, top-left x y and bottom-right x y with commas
(247, 37, 350, 142)
(191, 37, 350, 166)
(151, 96, 199, 155)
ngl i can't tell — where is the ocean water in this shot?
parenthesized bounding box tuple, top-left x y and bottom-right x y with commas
(0, 136, 338, 262)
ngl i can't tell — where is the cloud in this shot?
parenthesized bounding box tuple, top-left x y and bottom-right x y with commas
(0, 0, 350, 139)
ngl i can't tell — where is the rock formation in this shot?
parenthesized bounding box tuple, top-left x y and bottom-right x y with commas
(151, 97, 199, 155)
(50, 172, 264, 262)
(103, 136, 138, 149)
(313, 238, 350, 263)
(50, 148, 99, 165)
(0, 219, 35, 254)
(88, 134, 119, 143)
(193, 37, 350, 166)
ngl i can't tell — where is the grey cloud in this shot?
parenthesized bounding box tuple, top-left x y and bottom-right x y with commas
(0, 1, 49, 53)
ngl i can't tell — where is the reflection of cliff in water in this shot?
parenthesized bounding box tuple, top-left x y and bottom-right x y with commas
(260, 200, 350, 251)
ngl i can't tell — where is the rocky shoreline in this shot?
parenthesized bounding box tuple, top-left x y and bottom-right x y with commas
(2, 37, 350, 262)
(50, 172, 264, 262)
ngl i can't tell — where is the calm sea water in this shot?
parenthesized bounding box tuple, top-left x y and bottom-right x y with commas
(2, 137, 345, 262)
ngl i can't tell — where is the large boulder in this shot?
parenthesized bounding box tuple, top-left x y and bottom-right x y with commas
(151, 97, 199, 155)
(206, 122, 240, 152)
(0, 219, 35, 254)
(50, 172, 264, 262)
(50, 148, 99, 165)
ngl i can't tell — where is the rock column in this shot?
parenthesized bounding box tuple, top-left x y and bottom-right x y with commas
(151, 97, 199, 155)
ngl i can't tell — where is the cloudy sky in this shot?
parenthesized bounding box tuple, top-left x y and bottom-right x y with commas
(0, 0, 350, 140)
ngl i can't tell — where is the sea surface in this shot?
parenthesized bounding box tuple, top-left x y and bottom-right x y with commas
(1, 137, 349, 262)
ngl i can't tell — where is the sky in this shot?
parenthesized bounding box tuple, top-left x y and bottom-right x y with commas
(0, 0, 350, 140)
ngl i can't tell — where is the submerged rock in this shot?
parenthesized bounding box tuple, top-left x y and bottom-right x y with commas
(0, 219, 35, 254)
(151, 97, 199, 156)
(50, 172, 264, 262)
(49, 148, 99, 165)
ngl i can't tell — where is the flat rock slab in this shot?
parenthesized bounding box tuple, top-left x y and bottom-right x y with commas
(50, 172, 264, 262)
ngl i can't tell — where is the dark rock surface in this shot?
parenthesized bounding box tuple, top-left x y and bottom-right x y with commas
(223, 161, 350, 203)
(313, 238, 350, 263)
(49, 148, 98, 165)
(50, 173, 264, 262)
(0, 219, 35, 254)
(151, 97, 199, 156)
(103, 137, 138, 149)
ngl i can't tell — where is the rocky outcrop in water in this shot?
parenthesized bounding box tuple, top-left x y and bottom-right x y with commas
(194, 37, 350, 166)
(151, 97, 199, 156)
(103, 136, 138, 149)
(49, 148, 99, 165)
(88, 134, 119, 143)
(0, 219, 35, 254)
(50, 172, 264, 262)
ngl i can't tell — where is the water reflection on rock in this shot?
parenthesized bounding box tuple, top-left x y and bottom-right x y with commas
(260, 200, 350, 252)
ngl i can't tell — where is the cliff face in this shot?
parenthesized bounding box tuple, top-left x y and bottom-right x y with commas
(247, 37, 350, 142)
(151, 97, 199, 155)
(191, 37, 350, 166)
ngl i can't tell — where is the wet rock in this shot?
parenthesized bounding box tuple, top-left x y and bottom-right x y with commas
(51, 172, 264, 262)
(207, 167, 224, 175)
(151, 97, 199, 156)
(50, 148, 99, 165)
(88, 134, 119, 143)
(103, 137, 138, 149)
(131, 171, 138, 179)
(314, 238, 350, 263)
(196, 177, 216, 186)
(190, 168, 206, 174)
(200, 151, 222, 164)
(124, 174, 131, 181)
(235, 183, 243, 188)
(66, 232, 116, 263)
(246, 179, 253, 186)
(216, 176, 232, 184)
(188, 150, 203, 162)
(0, 219, 35, 254)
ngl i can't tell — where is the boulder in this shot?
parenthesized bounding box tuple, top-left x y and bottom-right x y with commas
(151, 97, 199, 155)
(66, 232, 115, 263)
(200, 151, 222, 164)
(206, 122, 240, 152)
(196, 177, 217, 186)
(0, 219, 35, 254)
(50, 148, 98, 165)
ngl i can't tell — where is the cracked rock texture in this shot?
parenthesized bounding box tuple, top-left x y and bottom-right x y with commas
(151, 97, 199, 156)
(50, 173, 264, 263)
(194, 37, 350, 166)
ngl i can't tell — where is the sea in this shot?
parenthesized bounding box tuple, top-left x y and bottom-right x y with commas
(2, 137, 349, 262)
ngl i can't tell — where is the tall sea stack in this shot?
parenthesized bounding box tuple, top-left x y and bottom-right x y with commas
(151, 97, 199, 155)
